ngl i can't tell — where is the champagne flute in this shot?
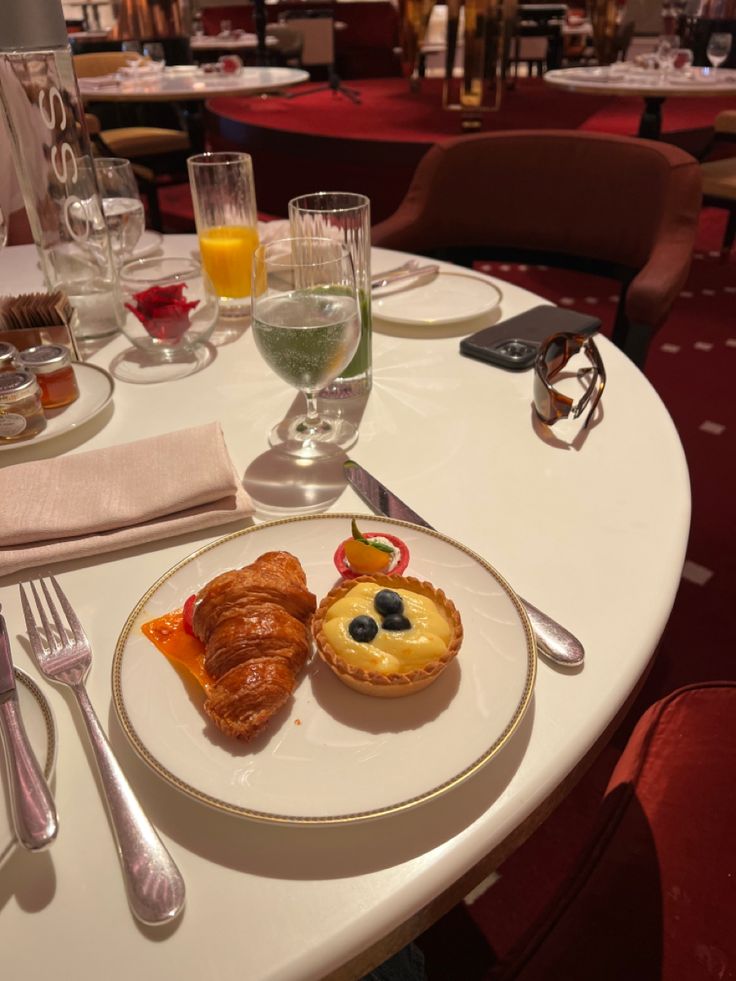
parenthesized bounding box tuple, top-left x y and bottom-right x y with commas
(94, 158, 145, 267)
(251, 237, 361, 458)
(706, 32, 732, 69)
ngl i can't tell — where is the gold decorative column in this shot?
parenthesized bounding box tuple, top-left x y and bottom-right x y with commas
(443, 0, 508, 127)
(402, 0, 438, 90)
(111, 0, 191, 40)
(588, 0, 620, 65)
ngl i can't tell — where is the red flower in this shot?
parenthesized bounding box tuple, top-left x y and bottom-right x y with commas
(125, 283, 199, 342)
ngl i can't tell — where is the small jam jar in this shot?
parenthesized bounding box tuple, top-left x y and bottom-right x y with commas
(19, 344, 80, 409)
(0, 342, 20, 373)
(0, 370, 47, 442)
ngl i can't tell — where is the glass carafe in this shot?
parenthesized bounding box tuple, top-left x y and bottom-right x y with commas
(0, 0, 123, 344)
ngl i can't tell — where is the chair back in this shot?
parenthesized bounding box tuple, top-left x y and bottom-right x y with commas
(266, 24, 304, 63)
(73, 51, 149, 77)
(372, 130, 702, 367)
(281, 11, 335, 67)
(372, 130, 699, 272)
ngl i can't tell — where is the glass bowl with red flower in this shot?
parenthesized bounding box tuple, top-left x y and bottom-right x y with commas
(119, 257, 218, 365)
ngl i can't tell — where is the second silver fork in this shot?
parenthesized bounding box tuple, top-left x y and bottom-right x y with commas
(20, 575, 186, 926)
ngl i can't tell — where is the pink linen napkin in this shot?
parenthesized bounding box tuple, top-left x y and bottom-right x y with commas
(0, 422, 253, 577)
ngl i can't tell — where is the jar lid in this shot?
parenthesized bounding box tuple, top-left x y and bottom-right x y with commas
(19, 344, 71, 375)
(0, 370, 41, 402)
(0, 342, 19, 363)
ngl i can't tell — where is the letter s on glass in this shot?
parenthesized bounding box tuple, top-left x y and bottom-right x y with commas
(38, 86, 68, 133)
(51, 142, 79, 186)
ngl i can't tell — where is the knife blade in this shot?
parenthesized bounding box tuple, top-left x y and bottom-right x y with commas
(343, 460, 585, 668)
(0, 606, 58, 850)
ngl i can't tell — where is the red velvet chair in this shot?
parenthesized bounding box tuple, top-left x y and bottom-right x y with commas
(372, 130, 702, 369)
(487, 682, 736, 980)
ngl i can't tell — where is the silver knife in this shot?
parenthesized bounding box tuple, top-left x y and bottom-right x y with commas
(343, 460, 585, 668)
(0, 605, 58, 850)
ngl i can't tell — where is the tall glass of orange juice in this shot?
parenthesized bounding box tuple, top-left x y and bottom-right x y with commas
(187, 152, 259, 318)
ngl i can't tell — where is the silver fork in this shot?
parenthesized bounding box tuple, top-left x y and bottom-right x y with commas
(370, 258, 425, 288)
(20, 575, 186, 926)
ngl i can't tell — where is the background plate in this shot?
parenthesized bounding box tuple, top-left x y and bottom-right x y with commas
(130, 229, 164, 259)
(113, 514, 536, 825)
(373, 272, 502, 326)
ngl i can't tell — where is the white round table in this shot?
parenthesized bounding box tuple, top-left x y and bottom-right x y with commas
(545, 64, 736, 139)
(0, 236, 690, 981)
(78, 65, 310, 103)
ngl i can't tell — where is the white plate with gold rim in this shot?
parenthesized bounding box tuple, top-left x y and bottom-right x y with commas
(0, 669, 57, 866)
(0, 363, 114, 453)
(112, 514, 536, 825)
(372, 271, 502, 326)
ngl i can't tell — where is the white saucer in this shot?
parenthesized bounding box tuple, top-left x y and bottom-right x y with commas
(165, 65, 201, 76)
(373, 271, 502, 326)
(130, 230, 164, 260)
(0, 363, 114, 453)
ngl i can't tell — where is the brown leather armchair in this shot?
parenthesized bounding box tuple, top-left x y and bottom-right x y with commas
(372, 131, 702, 369)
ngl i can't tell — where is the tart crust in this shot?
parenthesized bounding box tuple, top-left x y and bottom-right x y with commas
(312, 574, 463, 698)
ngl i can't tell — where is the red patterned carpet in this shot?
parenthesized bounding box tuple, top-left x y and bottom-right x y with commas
(414, 207, 736, 978)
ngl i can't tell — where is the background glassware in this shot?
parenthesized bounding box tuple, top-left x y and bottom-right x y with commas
(706, 32, 733, 68)
(94, 158, 145, 267)
(142, 42, 166, 64)
(673, 47, 694, 72)
(655, 34, 680, 75)
(251, 237, 361, 457)
(115, 256, 218, 384)
(0, 205, 7, 250)
(288, 191, 371, 399)
(188, 151, 260, 318)
(0, 9, 122, 344)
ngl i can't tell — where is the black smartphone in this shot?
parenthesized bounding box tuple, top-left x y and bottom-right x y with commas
(459, 306, 602, 371)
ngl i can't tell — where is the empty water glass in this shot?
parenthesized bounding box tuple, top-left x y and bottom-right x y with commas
(94, 158, 145, 266)
(655, 34, 679, 77)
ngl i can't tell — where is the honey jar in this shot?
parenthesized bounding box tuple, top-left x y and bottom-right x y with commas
(0, 370, 47, 442)
(19, 344, 80, 409)
(0, 342, 19, 372)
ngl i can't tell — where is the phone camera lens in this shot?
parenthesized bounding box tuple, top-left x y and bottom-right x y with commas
(498, 340, 533, 359)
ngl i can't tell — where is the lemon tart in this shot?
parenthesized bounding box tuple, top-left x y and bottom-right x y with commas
(312, 574, 463, 697)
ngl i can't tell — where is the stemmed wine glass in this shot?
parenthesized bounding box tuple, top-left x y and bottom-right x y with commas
(94, 158, 146, 267)
(706, 32, 733, 69)
(251, 237, 361, 458)
(655, 34, 679, 78)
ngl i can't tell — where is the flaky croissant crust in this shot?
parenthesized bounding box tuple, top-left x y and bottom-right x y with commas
(193, 551, 316, 740)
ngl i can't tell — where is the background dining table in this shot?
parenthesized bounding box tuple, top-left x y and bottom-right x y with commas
(0, 234, 690, 980)
(77, 65, 310, 103)
(544, 64, 736, 139)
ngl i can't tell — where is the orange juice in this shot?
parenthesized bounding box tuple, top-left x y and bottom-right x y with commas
(198, 225, 260, 298)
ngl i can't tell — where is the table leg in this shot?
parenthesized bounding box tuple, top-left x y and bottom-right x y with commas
(638, 97, 664, 140)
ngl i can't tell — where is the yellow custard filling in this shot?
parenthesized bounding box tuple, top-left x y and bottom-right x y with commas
(322, 582, 451, 675)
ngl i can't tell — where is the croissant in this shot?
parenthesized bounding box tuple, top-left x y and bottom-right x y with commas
(192, 551, 316, 740)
